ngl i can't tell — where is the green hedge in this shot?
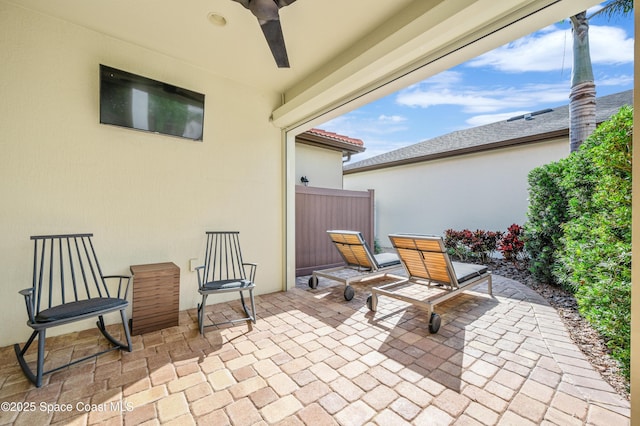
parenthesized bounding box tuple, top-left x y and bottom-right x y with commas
(524, 106, 632, 380)
(524, 160, 568, 285)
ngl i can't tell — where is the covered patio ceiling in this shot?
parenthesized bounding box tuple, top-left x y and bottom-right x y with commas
(7, 0, 598, 130)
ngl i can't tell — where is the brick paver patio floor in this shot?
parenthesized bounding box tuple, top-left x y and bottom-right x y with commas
(0, 273, 630, 425)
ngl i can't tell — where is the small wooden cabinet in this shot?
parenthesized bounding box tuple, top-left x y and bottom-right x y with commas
(130, 262, 180, 335)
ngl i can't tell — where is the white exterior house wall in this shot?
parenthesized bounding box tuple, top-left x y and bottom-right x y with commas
(0, 4, 284, 346)
(344, 138, 568, 248)
(295, 144, 344, 189)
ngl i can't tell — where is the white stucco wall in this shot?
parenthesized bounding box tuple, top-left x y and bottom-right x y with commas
(0, 3, 285, 346)
(344, 139, 569, 248)
(295, 144, 344, 189)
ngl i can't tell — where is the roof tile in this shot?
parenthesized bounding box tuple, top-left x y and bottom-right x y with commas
(309, 128, 364, 147)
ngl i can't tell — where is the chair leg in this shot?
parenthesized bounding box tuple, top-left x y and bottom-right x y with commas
(198, 294, 208, 334)
(36, 329, 46, 387)
(239, 290, 256, 324)
(96, 312, 132, 351)
(14, 330, 40, 387)
(248, 289, 256, 324)
(120, 310, 133, 352)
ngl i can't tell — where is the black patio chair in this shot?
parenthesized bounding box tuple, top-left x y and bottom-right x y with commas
(14, 233, 133, 387)
(196, 231, 257, 334)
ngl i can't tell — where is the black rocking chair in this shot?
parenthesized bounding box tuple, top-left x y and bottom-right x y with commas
(196, 231, 257, 334)
(14, 233, 133, 387)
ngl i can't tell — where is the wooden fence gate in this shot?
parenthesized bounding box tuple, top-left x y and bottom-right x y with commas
(295, 186, 374, 276)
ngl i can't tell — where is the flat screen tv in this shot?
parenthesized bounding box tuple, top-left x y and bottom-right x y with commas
(100, 64, 205, 141)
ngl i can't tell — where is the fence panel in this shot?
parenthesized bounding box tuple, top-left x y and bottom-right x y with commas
(295, 186, 374, 276)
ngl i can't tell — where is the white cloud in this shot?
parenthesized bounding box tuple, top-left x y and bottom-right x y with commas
(596, 73, 634, 86)
(378, 114, 407, 123)
(421, 70, 464, 87)
(590, 26, 635, 64)
(395, 68, 630, 116)
(467, 24, 633, 73)
(397, 89, 505, 112)
(320, 111, 409, 143)
(396, 81, 571, 113)
(465, 111, 530, 127)
(587, 5, 604, 15)
(468, 27, 570, 72)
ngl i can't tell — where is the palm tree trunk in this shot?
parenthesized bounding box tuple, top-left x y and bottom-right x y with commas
(569, 80, 596, 152)
(569, 12, 596, 152)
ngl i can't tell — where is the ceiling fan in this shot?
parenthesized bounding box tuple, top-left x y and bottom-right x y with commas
(231, 0, 297, 68)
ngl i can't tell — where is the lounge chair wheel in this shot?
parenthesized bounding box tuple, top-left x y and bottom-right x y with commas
(344, 285, 355, 301)
(429, 313, 441, 334)
(308, 276, 319, 289)
(366, 295, 373, 311)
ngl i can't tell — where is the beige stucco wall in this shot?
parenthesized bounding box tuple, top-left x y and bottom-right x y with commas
(344, 138, 569, 247)
(0, 3, 284, 346)
(295, 144, 344, 189)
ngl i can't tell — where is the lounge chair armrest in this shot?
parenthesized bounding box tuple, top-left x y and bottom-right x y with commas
(102, 275, 132, 299)
(243, 263, 257, 282)
(18, 288, 35, 323)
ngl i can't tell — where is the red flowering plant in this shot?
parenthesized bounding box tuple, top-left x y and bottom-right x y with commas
(468, 229, 502, 263)
(444, 229, 502, 263)
(498, 224, 526, 263)
(444, 229, 470, 260)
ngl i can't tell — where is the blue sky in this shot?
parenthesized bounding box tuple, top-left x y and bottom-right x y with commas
(320, 4, 634, 163)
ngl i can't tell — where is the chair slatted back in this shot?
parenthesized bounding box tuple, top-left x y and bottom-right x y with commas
(389, 234, 456, 287)
(327, 231, 376, 270)
(202, 232, 246, 283)
(31, 234, 110, 316)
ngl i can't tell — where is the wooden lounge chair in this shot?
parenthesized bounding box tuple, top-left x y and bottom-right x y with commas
(14, 234, 133, 387)
(367, 233, 492, 333)
(308, 230, 401, 301)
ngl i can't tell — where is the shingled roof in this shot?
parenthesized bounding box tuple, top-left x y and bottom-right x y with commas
(344, 90, 632, 174)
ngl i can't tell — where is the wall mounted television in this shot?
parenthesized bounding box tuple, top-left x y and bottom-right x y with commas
(100, 64, 205, 141)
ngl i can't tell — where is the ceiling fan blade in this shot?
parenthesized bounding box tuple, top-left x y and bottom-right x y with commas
(230, 0, 296, 67)
(231, 0, 250, 8)
(232, 0, 297, 11)
(259, 19, 290, 68)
